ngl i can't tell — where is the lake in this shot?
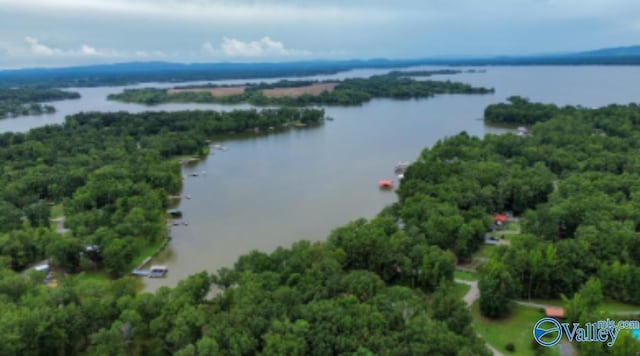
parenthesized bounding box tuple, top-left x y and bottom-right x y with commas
(2, 66, 639, 291)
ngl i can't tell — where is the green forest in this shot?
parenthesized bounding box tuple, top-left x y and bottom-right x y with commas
(0, 107, 324, 276)
(0, 88, 80, 119)
(475, 103, 640, 293)
(107, 72, 494, 106)
(2, 98, 640, 354)
(483, 95, 578, 125)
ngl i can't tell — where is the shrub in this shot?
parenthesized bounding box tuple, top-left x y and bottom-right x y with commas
(505, 343, 515, 352)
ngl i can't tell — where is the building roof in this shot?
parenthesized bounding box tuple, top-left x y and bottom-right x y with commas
(544, 307, 566, 318)
(34, 264, 50, 272)
(493, 214, 508, 223)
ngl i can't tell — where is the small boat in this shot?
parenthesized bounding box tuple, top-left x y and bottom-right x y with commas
(325, 116, 334, 121)
(397, 174, 404, 180)
(189, 172, 198, 177)
(378, 179, 394, 189)
(516, 126, 529, 137)
(148, 265, 168, 278)
(184, 194, 192, 200)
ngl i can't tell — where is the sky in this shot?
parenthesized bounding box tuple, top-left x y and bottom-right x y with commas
(1, 0, 640, 69)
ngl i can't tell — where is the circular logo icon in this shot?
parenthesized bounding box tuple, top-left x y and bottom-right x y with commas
(533, 318, 562, 347)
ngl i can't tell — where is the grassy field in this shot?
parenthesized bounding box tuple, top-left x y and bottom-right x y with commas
(454, 269, 478, 281)
(169, 86, 246, 97)
(454, 282, 471, 300)
(50, 203, 64, 219)
(471, 302, 560, 356)
(262, 83, 337, 97)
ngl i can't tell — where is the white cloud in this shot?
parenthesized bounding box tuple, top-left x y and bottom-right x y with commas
(15, 36, 166, 59)
(25, 36, 61, 55)
(203, 37, 311, 57)
(202, 42, 216, 54)
(134, 50, 166, 57)
(24, 36, 104, 56)
(79, 44, 98, 56)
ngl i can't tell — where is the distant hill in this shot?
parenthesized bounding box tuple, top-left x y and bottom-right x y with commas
(3, 46, 640, 88)
(0, 59, 431, 88)
(572, 45, 640, 57)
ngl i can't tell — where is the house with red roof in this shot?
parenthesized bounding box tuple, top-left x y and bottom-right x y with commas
(493, 213, 508, 225)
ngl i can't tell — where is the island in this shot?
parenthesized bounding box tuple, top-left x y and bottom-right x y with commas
(108, 71, 495, 106)
(0, 87, 81, 119)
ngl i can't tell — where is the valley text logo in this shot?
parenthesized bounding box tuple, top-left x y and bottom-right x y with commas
(533, 317, 640, 347)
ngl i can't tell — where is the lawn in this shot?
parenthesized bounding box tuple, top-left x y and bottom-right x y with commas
(73, 271, 110, 284)
(454, 282, 471, 300)
(599, 300, 640, 314)
(130, 237, 166, 269)
(494, 220, 522, 238)
(503, 220, 521, 232)
(50, 203, 64, 219)
(72, 271, 145, 292)
(471, 302, 560, 355)
(454, 269, 478, 282)
(475, 244, 497, 258)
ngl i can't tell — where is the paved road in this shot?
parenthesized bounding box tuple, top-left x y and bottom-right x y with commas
(50, 216, 70, 234)
(455, 278, 503, 356)
(455, 278, 480, 307)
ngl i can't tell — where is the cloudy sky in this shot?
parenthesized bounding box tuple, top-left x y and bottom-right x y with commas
(0, 0, 639, 68)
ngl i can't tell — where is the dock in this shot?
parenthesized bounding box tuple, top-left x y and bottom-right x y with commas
(131, 269, 150, 277)
(180, 157, 200, 165)
(394, 161, 410, 174)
